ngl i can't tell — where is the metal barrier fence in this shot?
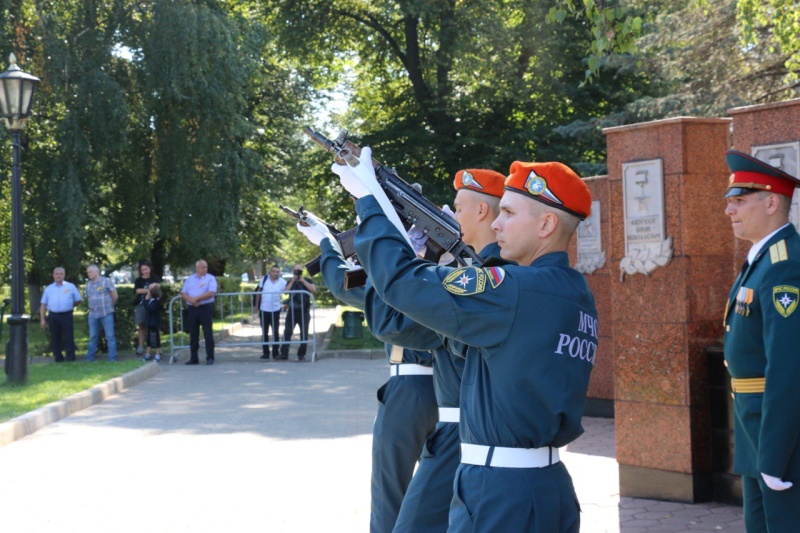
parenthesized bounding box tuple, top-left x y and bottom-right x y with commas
(167, 290, 317, 364)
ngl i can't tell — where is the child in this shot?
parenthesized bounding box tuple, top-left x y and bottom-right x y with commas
(142, 283, 163, 363)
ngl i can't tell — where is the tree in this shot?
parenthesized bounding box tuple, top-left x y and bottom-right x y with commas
(267, 0, 657, 209)
(1, 0, 313, 286)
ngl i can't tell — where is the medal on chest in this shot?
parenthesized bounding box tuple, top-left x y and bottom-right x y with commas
(735, 286, 754, 316)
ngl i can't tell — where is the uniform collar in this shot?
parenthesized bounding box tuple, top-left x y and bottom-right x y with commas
(748, 223, 794, 264)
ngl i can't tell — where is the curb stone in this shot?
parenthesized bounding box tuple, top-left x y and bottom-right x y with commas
(0, 362, 161, 448)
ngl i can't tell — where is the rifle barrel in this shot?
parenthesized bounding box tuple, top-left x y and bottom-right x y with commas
(303, 127, 337, 153)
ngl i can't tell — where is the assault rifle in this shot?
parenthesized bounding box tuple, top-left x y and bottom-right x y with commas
(303, 127, 484, 268)
(279, 204, 366, 288)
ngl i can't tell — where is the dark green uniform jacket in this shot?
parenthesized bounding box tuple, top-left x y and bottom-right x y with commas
(724, 224, 800, 480)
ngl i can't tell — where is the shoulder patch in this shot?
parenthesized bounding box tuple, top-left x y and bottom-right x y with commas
(769, 240, 789, 264)
(773, 285, 799, 317)
(484, 266, 506, 289)
(443, 267, 486, 296)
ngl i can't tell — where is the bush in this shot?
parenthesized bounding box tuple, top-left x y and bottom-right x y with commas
(114, 285, 138, 350)
(312, 275, 339, 307)
(216, 276, 243, 317)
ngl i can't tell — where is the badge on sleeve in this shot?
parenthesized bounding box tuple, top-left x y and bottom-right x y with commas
(444, 267, 485, 295)
(773, 285, 799, 317)
(443, 266, 505, 295)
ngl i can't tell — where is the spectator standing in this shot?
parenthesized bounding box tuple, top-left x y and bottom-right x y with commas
(254, 264, 286, 360)
(133, 260, 159, 355)
(39, 267, 82, 362)
(279, 263, 316, 361)
(84, 264, 119, 362)
(181, 259, 217, 365)
(143, 283, 163, 363)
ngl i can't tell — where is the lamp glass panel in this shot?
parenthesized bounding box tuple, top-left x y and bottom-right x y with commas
(0, 79, 9, 115)
(21, 81, 34, 116)
(6, 78, 21, 115)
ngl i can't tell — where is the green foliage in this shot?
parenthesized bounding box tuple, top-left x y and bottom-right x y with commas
(630, 0, 798, 116)
(547, 1, 643, 81)
(269, 0, 654, 212)
(113, 286, 139, 350)
(0, 0, 313, 288)
(2, 0, 799, 304)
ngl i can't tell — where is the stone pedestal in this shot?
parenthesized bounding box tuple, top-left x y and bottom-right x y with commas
(603, 117, 732, 502)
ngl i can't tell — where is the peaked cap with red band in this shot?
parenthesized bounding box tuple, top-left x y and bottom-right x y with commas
(504, 161, 591, 220)
(724, 149, 800, 198)
(453, 169, 506, 198)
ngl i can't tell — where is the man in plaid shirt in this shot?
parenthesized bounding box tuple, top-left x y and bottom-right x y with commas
(85, 264, 119, 362)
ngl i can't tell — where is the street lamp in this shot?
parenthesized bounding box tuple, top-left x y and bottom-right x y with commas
(0, 53, 40, 384)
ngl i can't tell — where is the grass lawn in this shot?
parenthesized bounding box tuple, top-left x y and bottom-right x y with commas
(326, 325, 385, 350)
(0, 360, 146, 423)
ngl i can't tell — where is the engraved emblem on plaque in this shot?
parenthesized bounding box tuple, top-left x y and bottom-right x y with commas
(620, 159, 673, 279)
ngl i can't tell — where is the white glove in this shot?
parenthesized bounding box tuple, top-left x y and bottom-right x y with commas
(297, 222, 330, 247)
(331, 162, 370, 199)
(441, 204, 456, 220)
(407, 226, 429, 255)
(438, 252, 456, 266)
(761, 473, 793, 491)
(331, 146, 379, 199)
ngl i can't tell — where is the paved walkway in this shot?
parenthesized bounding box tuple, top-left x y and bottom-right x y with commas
(0, 308, 745, 532)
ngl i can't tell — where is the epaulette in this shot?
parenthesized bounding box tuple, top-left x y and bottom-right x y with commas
(769, 240, 789, 264)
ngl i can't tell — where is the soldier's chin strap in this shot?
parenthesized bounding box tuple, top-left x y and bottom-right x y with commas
(347, 147, 415, 251)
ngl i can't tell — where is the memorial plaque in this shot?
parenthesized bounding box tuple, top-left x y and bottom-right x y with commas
(622, 159, 665, 256)
(575, 201, 605, 274)
(751, 142, 800, 231)
(578, 201, 602, 254)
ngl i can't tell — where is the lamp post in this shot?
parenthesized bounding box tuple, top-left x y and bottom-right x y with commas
(0, 53, 40, 384)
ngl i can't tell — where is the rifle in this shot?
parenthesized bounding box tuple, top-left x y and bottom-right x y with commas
(279, 204, 366, 288)
(303, 127, 484, 268)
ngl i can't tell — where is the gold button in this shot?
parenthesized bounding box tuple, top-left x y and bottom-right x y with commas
(726, 325, 730, 332)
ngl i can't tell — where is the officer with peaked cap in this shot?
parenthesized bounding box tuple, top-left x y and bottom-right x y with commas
(334, 147, 598, 532)
(723, 149, 800, 532)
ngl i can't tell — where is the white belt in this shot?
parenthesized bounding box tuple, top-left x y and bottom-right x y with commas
(460, 443, 559, 468)
(438, 407, 460, 423)
(389, 364, 433, 377)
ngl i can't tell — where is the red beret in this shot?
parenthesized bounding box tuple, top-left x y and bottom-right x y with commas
(504, 161, 591, 220)
(453, 169, 506, 198)
(724, 150, 800, 198)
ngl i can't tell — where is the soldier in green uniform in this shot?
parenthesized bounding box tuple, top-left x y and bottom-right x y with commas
(722, 149, 800, 532)
(334, 148, 598, 532)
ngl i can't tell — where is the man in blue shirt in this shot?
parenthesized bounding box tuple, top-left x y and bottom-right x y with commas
(181, 259, 218, 365)
(39, 267, 83, 362)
